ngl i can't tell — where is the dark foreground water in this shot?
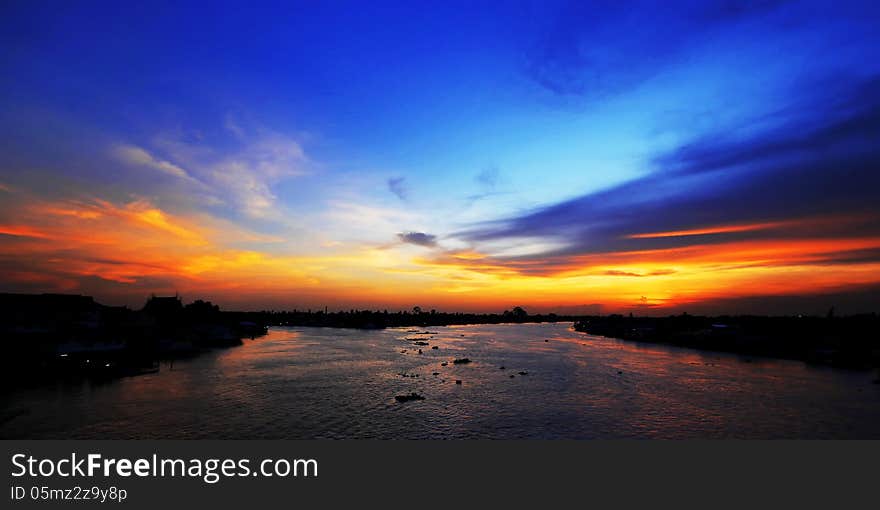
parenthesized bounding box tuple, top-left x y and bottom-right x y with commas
(3, 323, 879, 439)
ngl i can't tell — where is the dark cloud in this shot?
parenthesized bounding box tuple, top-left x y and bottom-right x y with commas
(604, 269, 677, 277)
(459, 73, 880, 262)
(475, 165, 500, 189)
(397, 231, 437, 247)
(655, 77, 880, 178)
(524, 0, 789, 98)
(465, 166, 512, 206)
(603, 270, 645, 277)
(669, 283, 880, 317)
(387, 177, 408, 201)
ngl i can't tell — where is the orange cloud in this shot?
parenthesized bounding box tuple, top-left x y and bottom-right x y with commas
(408, 233, 880, 312)
(0, 225, 52, 239)
(627, 220, 795, 239)
(2, 188, 879, 314)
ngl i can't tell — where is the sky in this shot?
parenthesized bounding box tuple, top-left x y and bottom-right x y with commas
(1, 0, 879, 315)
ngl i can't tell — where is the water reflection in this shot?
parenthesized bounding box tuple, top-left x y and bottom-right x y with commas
(2, 323, 879, 439)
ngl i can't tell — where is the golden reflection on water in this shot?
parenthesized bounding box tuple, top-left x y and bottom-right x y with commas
(3, 323, 880, 439)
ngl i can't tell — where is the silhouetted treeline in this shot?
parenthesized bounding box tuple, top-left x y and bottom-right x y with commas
(0, 294, 564, 388)
(573, 313, 880, 369)
(233, 305, 569, 329)
(3, 293, 878, 390)
(0, 293, 267, 388)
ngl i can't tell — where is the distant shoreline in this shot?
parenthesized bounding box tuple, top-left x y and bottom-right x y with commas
(573, 314, 880, 371)
(2, 292, 878, 390)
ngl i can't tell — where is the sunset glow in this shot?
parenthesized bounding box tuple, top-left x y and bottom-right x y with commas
(2, 1, 879, 315)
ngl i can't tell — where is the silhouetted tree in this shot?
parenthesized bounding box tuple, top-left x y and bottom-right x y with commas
(511, 306, 528, 320)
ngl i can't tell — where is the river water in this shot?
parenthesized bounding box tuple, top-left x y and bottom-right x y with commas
(3, 322, 879, 439)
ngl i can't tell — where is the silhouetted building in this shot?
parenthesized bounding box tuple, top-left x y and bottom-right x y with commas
(142, 295, 183, 323)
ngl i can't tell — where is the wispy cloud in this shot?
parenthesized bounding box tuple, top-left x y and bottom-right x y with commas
(410, 72, 880, 311)
(149, 124, 310, 220)
(524, 0, 788, 99)
(0, 191, 340, 300)
(627, 220, 798, 239)
(604, 269, 677, 277)
(475, 166, 500, 189)
(460, 74, 880, 259)
(113, 144, 199, 183)
(0, 225, 52, 239)
(387, 177, 408, 201)
(209, 134, 308, 219)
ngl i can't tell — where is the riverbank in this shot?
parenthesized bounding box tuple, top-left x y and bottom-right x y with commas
(5, 322, 880, 439)
(4, 292, 878, 389)
(232, 307, 573, 329)
(0, 293, 268, 389)
(0, 293, 570, 389)
(573, 314, 880, 370)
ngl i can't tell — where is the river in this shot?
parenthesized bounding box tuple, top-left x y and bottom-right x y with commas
(3, 322, 879, 438)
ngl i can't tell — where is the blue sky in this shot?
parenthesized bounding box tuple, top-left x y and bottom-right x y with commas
(2, 1, 880, 312)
